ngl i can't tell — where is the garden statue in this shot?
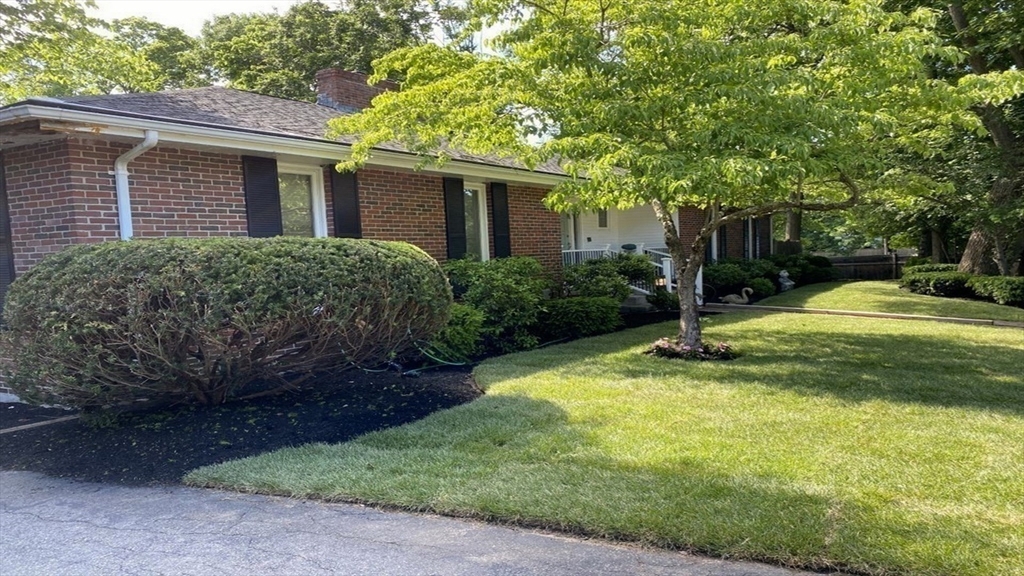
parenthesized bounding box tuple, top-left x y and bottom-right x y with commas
(720, 287, 753, 304)
(779, 270, 796, 292)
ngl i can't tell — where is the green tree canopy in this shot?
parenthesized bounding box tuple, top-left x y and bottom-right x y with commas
(334, 0, 1022, 347)
(0, 0, 162, 103)
(200, 0, 433, 101)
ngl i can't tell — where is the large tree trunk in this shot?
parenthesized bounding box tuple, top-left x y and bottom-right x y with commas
(958, 177, 1022, 275)
(651, 200, 710, 348)
(959, 229, 999, 275)
(949, 3, 1023, 276)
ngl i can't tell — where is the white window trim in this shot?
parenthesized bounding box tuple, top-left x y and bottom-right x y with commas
(277, 163, 327, 238)
(465, 182, 489, 261)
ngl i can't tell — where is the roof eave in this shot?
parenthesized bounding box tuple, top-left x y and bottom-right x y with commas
(0, 100, 566, 187)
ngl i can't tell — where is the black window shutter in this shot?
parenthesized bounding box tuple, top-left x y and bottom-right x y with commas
(242, 156, 282, 238)
(330, 169, 362, 238)
(718, 225, 727, 261)
(0, 153, 15, 313)
(490, 182, 511, 258)
(443, 177, 467, 259)
(742, 218, 750, 259)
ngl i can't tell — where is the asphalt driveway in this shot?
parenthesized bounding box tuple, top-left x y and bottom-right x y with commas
(0, 471, 820, 576)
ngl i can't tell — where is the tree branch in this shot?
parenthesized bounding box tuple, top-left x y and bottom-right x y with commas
(717, 173, 860, 225)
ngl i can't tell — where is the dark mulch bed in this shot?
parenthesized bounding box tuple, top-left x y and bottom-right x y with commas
(0, 367, 481, 486)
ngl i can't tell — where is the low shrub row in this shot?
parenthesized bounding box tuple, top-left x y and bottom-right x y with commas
(649, 254, 839, 310)
(899, 269, 1024, 307)
(437, 256, 631, 359)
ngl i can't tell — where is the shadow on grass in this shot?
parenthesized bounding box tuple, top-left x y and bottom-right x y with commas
(190, 393, 1010, 575)
(600, 315, 1024, 417)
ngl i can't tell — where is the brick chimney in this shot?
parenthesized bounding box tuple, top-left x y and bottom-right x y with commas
(314, 69, 398, 112)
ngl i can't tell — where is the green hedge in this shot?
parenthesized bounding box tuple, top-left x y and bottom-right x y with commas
(899, 271, 975, 299)
(967, 276, 1024, 307)
(442, 257, 550, 354)
(536, 297, 622, 341)
(2, 238, 451, 408)
(902, 263, 959, 275)
(562, 259, 632, 302)
(429, 303, 484, 362)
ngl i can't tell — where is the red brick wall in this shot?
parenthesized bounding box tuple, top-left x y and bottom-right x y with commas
(357, 168, 448, 261)
(3, 137, 559, 276)
(4, 139, 81, 274)
(508, 184, 560, 271)
(315, 69, 397, 111)
(67, 139, 250, 242)
(678, 207, 705, 250)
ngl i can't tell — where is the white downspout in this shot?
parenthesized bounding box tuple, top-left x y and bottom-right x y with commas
(113, 130, 159, 240)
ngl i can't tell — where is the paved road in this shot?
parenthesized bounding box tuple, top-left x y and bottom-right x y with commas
(0, 471, 820, 576)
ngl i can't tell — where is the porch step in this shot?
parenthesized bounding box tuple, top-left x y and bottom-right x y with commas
(621, 293, 655, 313)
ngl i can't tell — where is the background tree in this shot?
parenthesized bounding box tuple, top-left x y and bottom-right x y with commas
(333, 0, 1020, 349)
(0, 0, 162, 103)
(200, 0, 433, 101)
(110, 17, 210, 89)
(884, 1, 1024, 274)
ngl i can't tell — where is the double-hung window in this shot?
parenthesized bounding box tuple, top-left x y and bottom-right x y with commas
(276, 164, 327, 238)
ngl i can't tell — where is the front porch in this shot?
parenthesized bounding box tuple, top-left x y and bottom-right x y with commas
(561, 243, 705, 305)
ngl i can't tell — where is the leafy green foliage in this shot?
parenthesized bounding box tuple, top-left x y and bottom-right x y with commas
(612, 253, 656, 286)
(769, 254, 841, 286)
(903, 263, 959, 275)
(562, 259, 631, 302)
(1, 238, 451, 408)
(536, 297, 622, 341)
(647, 287, 679, 311)
(747, 277, 777, 298)
(899, 270, 975, 298)
(0, 0, 163, 102)
(702, 264, 749, 294)
(200, 0, 431, 101)
(442, 257, 550, 354)
(429, 303, 484, 362)
(966, 276, 1024, 307)
(331, 0, 1017, 346)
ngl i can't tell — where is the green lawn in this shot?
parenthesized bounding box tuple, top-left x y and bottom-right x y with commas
(187, 313, 1024, 575)
(758, 280, 1024, 323)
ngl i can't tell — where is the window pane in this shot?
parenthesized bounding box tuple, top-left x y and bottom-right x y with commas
(279, 173, 314, 237)
(464, 187, 482, 260)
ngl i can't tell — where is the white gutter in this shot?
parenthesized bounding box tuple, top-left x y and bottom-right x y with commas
(112, 130, 158, 240)
(1, 104, 567, 187)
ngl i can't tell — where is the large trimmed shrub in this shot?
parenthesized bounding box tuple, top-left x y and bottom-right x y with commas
(2, 238, 451, 408)
(612, 253, 657, 286)
(967, 276, 1024, 307)
(536, 297, 622, 341)
(442, 257, 550, 354)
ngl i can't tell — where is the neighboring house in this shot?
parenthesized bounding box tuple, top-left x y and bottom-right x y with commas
(0, 68, 565, 313)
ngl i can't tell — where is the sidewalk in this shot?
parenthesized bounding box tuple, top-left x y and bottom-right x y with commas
(702, 302, 1024, 329)
(0, 471, 827, 576)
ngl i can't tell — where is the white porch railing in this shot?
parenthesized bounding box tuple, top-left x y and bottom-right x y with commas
(560, 246, 704, 305)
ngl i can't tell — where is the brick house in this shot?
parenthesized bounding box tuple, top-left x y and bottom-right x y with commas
(0, 69, 565, 312)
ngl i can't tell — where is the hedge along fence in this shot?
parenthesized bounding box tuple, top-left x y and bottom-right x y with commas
(899, 268, 1024, 307)
(1, 238, 452, 408)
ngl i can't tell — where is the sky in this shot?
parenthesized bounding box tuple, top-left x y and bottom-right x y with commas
(90, 0, 305, 36)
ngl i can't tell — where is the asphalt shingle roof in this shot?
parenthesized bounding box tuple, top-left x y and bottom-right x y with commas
(63, 87, 346, 142)
(56, 87, 565, 176)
